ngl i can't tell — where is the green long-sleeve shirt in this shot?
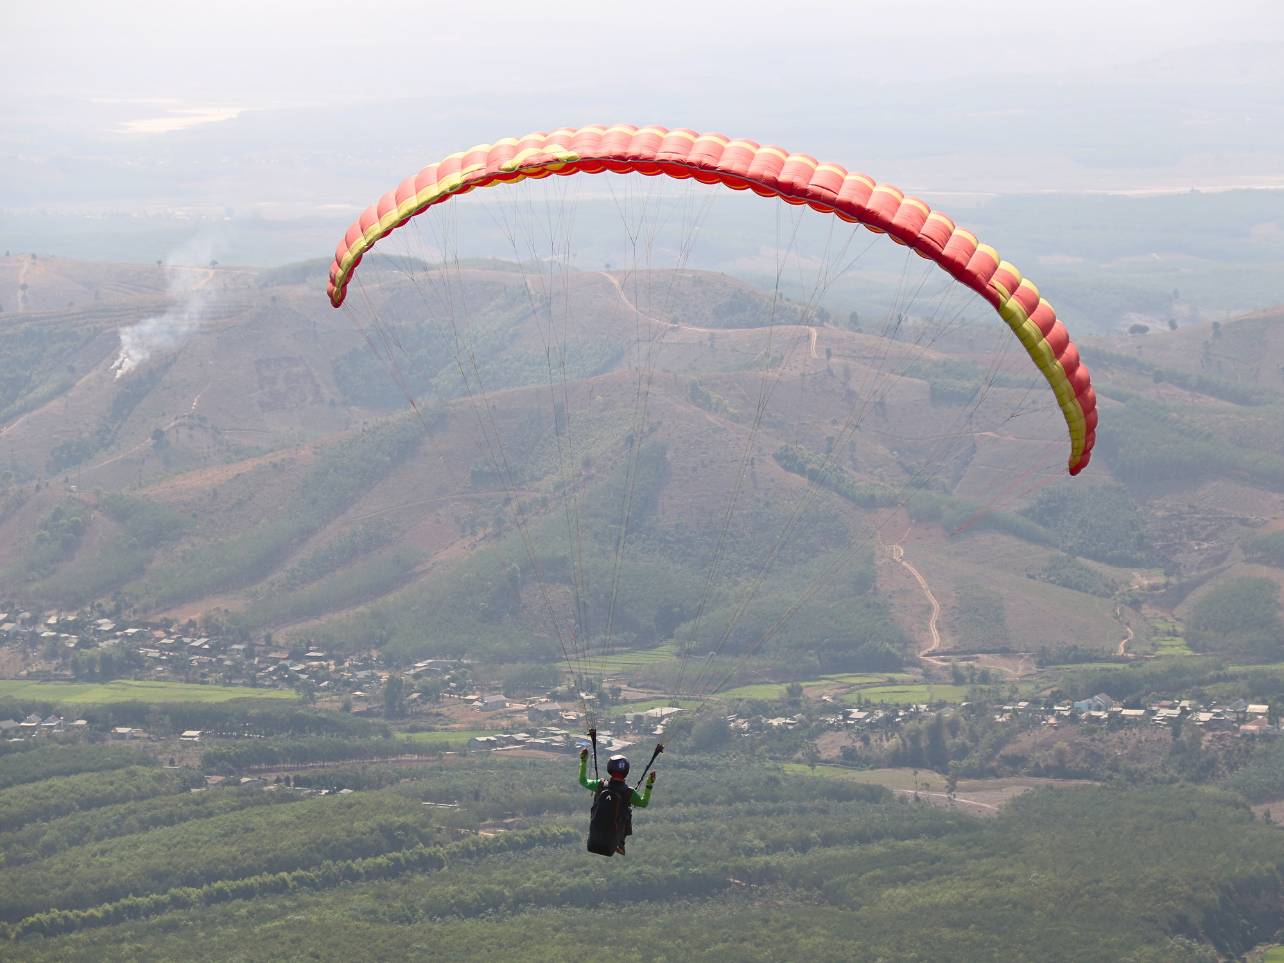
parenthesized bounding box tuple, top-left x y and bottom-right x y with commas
(579, 755, 653, 807)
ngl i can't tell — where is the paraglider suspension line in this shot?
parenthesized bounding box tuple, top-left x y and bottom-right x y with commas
(633, 743, 663, 791)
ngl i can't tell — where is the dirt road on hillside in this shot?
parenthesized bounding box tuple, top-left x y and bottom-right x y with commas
(597, 271, 672, 329)
(597, 271, 816, 343)
(16, 257, 31, 312)
(888, 539, 948, 668)
(1115, 604, 1135, 656)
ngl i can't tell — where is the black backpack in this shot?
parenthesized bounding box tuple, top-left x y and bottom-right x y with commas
(586, 779, 632, 857)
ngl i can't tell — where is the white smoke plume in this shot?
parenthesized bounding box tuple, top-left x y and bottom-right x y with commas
(111, 237, 224, 379)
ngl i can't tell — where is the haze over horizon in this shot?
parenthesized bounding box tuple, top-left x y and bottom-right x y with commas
(4, 0, 1283, 239)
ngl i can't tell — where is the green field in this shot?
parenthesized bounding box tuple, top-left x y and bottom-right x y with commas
(820, 672, 915, 685)
(1152, 637, 1195, 656)
(840, 684, 972, 705)
(783, 764, 950, 793)
(1147, 617, 1193, 657)
(718, 682, 793, 700)
(719, 672, 914, 700)
(614, 670, 920, 705)
(0, 680, 298, 705)
(1263, 947, 1284, 963)
(563, 643, 681, 673)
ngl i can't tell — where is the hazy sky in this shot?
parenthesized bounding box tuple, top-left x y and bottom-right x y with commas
(6, 0, 1282, 104)
(3, 0, 1283, 238)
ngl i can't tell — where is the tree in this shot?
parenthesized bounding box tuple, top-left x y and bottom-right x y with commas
(383, 675, 407, 719)
(687, 711, 731, 750)
(1188, 577, 1282, 659)
(785, 682, 804, 710)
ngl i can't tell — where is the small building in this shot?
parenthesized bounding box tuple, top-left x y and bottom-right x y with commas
(1073, 693, 1116, 715)
(641, 706, 685, 721)
(1239, 719, 1277, 738)
(179, 730, 203, 743)
(1152, 707, 1182, 727)
(1194, 711, 1235, 732)
(475, 695, 508, 712)
(527, 702, 564, 724)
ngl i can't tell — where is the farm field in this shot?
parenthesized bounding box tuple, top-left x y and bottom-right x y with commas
(818, 672, 915, 685)
(702, 672, 915, 701)
(1153, 638, 1196, 656)
(718, 682, 795, 700)
(0, 680, 298, 705)
(1148, 617, 1195, 657)
(784, 764, 952, 793)
(577, 643, 680, 672)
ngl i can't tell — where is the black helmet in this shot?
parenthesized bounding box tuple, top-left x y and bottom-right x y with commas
(606, 754, 630, 777)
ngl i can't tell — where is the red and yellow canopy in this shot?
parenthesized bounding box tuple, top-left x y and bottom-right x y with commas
(328, 125, 1096, 475)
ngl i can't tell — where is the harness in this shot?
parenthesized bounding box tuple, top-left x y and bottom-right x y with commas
(584, 728, 663, 857)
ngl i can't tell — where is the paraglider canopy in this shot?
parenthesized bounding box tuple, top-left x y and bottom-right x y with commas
(327, 124, 1095, 475)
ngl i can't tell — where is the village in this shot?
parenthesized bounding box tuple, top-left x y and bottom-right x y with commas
(1, 606, 1279, 757)
(457, 689, 1281, 758)
(0, 606, 414, 699)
